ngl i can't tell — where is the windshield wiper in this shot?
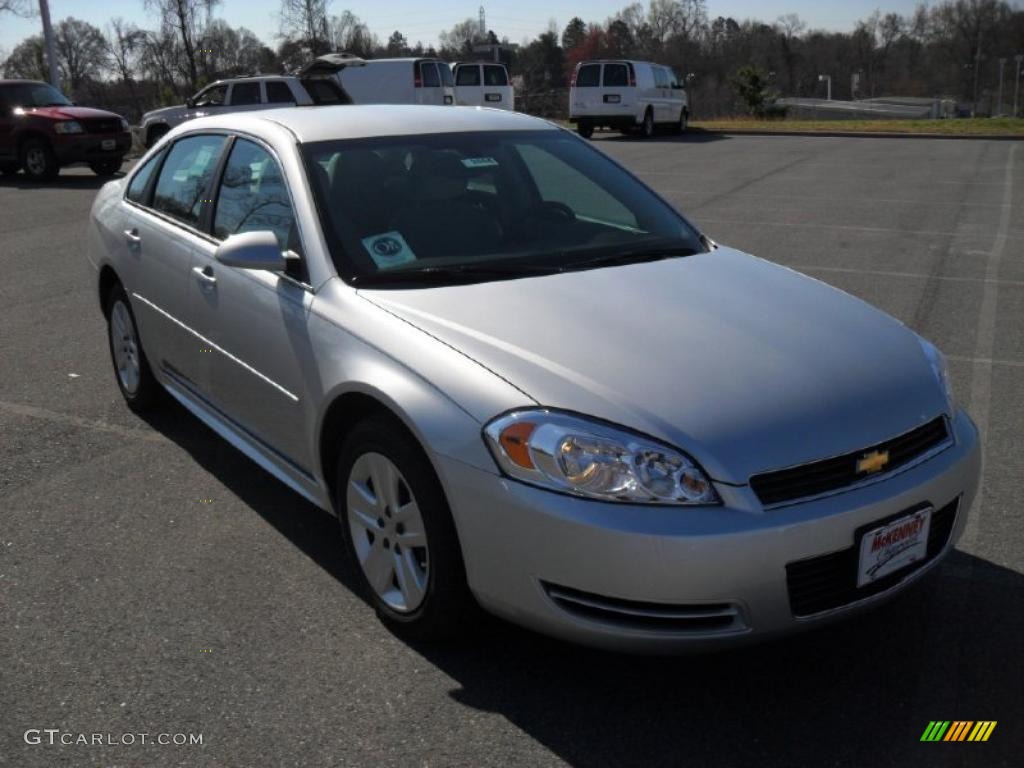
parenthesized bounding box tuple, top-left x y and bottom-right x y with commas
(565, 244, 700, 272)
(355, 262, 563, 286)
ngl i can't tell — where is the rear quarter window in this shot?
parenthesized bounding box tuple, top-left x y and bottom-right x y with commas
(265, 81, 296, 104)
(575, 64, 600, 87)
(126, 149, 165, 205)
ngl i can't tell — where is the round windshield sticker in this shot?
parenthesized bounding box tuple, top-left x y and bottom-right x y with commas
(361, 231, 417, 270)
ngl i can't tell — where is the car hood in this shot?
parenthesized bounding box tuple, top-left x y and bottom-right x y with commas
(359, 247, 948, 484)
(20, 105, 122, 120)
(142, 104, 186, 121)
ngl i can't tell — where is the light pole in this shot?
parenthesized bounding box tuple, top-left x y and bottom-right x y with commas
(818, 74, 831, 101)
(1015, 54, 1023, 118)
(997, 58, 1006, 116)
(38, 0, 59, 89)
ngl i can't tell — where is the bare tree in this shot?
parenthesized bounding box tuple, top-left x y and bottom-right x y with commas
(279, 0, 332, 57)
(54, 17, 107, 94)
(146, 0, 221, 92)
(3, 35, 47, 80)
(0, 0, 32, 15)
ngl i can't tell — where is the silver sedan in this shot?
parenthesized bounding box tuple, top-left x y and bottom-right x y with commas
(85, 105, 980, 652)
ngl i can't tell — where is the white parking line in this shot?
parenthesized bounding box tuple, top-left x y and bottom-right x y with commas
(0, 400, 167, 444)
(960, 142, 1017, 551)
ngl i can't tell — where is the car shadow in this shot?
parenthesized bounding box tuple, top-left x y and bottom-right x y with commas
(0, 170, 124, 190)
(142, 397, 1021, 767)
(595, 127, 731, 144)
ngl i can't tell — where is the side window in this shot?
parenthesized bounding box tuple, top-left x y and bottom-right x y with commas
(421, 62, 440, 87)
(213, 139, 298, 255)
(455, 65, 480, 86)
(483, 65, 508, 86)
(265, 81, 295, 104)
(516, 143, 638, 230)
(151, 135, 226, 227)
(229, 81, 261, 105)
(193, 84, 227, 107)
(126, 149, 166, 205)
(653, 67, 669, 88)
(603, 64, 628, 87)
(575, 64, 600, 87)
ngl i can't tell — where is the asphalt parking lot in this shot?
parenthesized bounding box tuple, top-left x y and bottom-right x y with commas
(2, 132, 1021, 768)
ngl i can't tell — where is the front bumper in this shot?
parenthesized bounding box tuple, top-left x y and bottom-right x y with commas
(438, 408, 980, 653)
(53, 132, 131, 165)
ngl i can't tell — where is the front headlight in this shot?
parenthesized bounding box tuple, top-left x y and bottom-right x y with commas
(119, 117, 130, 132)
(484, 409, 720, 505)
(919, 338, 954, 412)
(53, 120, 83, 134)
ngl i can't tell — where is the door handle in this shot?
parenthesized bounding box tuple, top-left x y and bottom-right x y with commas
(124, 228, 141, 248)
(192, 265, 217, 289)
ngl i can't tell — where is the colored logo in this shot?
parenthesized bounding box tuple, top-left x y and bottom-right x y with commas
(920, 721, 997, 742)
(856, 449, 890, 474)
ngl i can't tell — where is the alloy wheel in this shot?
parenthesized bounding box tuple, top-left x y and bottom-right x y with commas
(346, 452, 430, 612)
(110, 300, 140, 394)
(25, 148, 46, 176)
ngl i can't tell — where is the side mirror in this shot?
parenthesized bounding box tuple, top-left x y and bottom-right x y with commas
(214, 231, 286, 272)
(185, 96, 196, 109)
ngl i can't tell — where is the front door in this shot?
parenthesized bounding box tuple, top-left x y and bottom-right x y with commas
(187, 136, 314, 472)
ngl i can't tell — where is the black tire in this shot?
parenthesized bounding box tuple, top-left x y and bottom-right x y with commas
(105, 283, 162, 413)
(89, 159, 122, 177)
(674, 107, 689, 134)
(0, 162, 19, 176)
(335, 415, 477, 641)
(145, 124, 169, 148)
(20, 137, 58, 181)
(638, 108, 655, 139)
(576, 122, 594, 139)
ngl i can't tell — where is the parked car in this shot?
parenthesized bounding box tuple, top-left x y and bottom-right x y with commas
(451, 61, 514, 110)
(334, 57, 455, 106)
(139, 56, 360, 148)
(86, 105, 979, 652)
(0, 79, 131, 180)
(569, 59, 688, 138)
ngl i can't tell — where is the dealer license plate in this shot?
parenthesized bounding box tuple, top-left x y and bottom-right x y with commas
(101, 139, 116, 151)
(857, 508, 931, 587)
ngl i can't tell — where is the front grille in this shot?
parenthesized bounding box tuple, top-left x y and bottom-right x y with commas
(750, 417, 950, 506)
(785, 497, 959, 617)
(542, 582, 745, 634)
(82, 118, 122, 134)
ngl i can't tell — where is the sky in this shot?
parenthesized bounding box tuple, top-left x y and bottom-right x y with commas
(0, 0, 928, 57)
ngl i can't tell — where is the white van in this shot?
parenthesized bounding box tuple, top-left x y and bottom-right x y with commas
(335, 57, 455, 106)
(569, 60, 688, 138)
(451, 62, 515, 110)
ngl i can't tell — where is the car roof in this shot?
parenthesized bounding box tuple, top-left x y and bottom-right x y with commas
(182, 104, 556, 143)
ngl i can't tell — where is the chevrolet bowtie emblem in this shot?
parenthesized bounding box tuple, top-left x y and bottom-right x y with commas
(857, 450, 890, 474)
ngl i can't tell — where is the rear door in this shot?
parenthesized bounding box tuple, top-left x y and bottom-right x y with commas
(570, 63, 602, 116)
(482, 64, 513, 109)
(123, 133, 227, 387)
(601, 62, 632, 116)
(225, 81, 268, 114)
(453, 63, 481, 106)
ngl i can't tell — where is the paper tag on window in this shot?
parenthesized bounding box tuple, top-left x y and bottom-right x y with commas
(361, 231, 417, 270)
(461, 157, 499, 168)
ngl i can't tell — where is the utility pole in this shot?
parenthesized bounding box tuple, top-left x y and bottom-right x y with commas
(38, 0, 59, 88)
(1011, 54, 1019, 118)
(818, 74, 831, 101)
(997, 58, 1006, 116)
(972, 44, 981, 116)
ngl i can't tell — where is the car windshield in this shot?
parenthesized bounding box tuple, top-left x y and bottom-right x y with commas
(303, 129, 704, 286)
(5, 82, 72, 108)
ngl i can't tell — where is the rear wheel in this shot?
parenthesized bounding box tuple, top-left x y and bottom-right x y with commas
(638, 108, 655, 139)
(105, 283, 162, 413)
(675, 107, 689, 134)
(89, 159, 122, 177)
(336, 416, 476, 640)
(20, 138, 58, 181)
(576, 122, 594, 139)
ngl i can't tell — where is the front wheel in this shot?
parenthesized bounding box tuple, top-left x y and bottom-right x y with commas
(336, 416, 476, 640)
(675, 108, 689, 134)
(106, 283, 162, 412)
(20, 138, 58, 181)
(89, 159, 122, 177)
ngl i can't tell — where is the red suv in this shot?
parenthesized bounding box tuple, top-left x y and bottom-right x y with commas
(0, 79, 132, 181)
